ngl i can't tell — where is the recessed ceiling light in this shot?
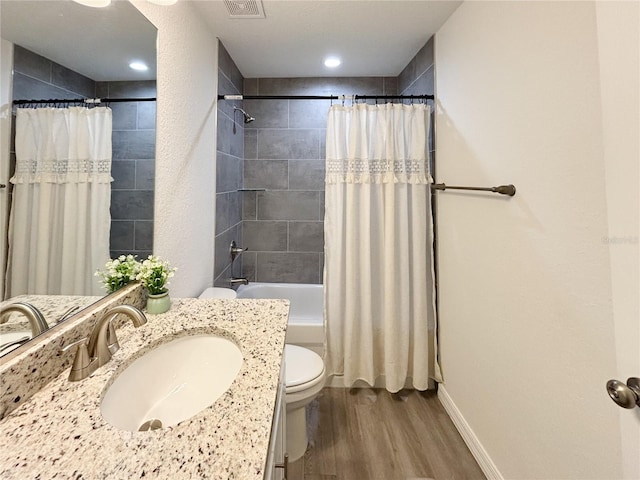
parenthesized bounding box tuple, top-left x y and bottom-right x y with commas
(129, 61, 149, 72)
(324, 57, 341, 68)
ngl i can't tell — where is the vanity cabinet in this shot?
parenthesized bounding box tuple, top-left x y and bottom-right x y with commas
(265, 361, 287, 480)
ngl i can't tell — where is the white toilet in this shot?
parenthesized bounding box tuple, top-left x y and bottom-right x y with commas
(197, 287, 325, 462)
(198, 287, 237, 299)
(284, 344, 325, 462)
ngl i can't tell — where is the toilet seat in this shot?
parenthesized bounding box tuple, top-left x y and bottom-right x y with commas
(285, 345, 324, 394)
(198, 287, 237, 299)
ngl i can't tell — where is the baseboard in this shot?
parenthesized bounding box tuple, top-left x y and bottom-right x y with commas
(437, 386, 503, 480)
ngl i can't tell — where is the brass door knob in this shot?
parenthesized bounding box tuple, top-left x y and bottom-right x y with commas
(606, 377, 640, 409)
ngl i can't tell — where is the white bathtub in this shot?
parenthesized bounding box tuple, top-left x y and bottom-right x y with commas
(236, 282, 324, 355)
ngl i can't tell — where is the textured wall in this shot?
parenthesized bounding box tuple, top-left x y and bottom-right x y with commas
(214, 42, 244, 287)
(240, 77, 397, 284)
(435, 2, 624, 478)
(131, 1, 218, 298)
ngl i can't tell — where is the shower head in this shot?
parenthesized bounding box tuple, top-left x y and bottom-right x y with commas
(232, 106, 255, 134)
(233, 106, 255, 124)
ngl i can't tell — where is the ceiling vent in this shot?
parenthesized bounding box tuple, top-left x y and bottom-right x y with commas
(224, 0, 266, 18)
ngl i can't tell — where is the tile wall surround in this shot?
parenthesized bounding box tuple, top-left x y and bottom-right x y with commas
(9, 45, 156, 261)
(0, 283, 145, 420)
(11, 45, 95, 101)
(99, 80, 157, 260)
(398, 36, 436, 165)
(214, 41, 245, 287)
(240, 77, 397, 284)
(214, 35, 434, 287)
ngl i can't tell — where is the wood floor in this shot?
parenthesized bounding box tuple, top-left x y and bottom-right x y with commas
(288, 388, 486, 480)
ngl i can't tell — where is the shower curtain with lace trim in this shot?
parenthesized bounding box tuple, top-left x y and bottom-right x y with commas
(6, 107, 112, 297)
(324, 102, 441, 392)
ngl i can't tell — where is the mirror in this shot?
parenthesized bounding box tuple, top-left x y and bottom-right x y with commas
(0, 0, 157, 356)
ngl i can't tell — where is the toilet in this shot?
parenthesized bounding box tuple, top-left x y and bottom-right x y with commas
(284, 344, 325, 461)
(198, 287, 237, 299)
(198, 287, 325, 462)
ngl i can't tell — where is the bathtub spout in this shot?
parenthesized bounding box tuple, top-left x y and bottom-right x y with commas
(229, 277, 249, 286)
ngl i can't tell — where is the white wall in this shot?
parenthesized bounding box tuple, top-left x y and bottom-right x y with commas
(131, 1, 218, 298)
(435, 1, 637, 478)
(596, 2, 640, 478)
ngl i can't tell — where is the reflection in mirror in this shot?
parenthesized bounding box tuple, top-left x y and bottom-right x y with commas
(0, 295, 100, 355)
(0, 0, 157, 357)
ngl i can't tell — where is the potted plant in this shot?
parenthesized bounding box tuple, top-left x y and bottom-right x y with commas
(136, 255, 177, 314)
(95, 255, 141, 293)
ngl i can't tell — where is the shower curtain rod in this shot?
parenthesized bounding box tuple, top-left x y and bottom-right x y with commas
(218, 94, 434, 101)
(13, 97, 156, 106)
(431, 183, 517, 196)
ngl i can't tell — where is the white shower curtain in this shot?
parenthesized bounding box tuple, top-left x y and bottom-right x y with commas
(324, 103, 441, 392)
(6, 107, 113, 297)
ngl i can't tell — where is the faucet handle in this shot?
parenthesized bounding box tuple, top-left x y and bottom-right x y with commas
(59, 337, 88, 354)
(230, 240, 248, 261)
(57, 305, 80, 324)
(107, 318, 120, 355)
(60, 338, 92, 382)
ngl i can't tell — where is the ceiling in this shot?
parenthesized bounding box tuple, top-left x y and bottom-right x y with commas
(0, 0, 462, 82)
(195, 0, 462, 78)
(0, 0, 157, 81)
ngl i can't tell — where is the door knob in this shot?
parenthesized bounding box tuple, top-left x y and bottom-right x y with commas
(606, 377, 640, 409)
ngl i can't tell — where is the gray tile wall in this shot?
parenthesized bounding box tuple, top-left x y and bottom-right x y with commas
(215, 43, 433, 286)
(11, 45, 96, 101)
(240, 77, 395, 284)
(214, 41, 245, 286)
(97, 81, 157, 260)
(398, 37, 435, 164)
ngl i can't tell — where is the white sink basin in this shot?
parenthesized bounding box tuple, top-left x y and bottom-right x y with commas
(0, 330, 32, 354)
(101, 334, 243, 432)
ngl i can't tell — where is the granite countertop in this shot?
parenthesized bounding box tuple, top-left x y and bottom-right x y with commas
(0, 298, 289, 480)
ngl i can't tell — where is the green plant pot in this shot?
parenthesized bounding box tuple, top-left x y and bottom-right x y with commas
(146, 291, 171, 314)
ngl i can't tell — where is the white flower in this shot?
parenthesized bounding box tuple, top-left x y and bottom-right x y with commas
(136, 255, 177, 295)
(95, 255, 141, 293)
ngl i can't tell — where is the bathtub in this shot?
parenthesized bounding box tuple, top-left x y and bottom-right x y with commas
(236, 282, 324, 355)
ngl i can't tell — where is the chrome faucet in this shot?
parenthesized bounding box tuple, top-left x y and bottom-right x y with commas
(61, 305, 147, 382)
(0, 302, 49, 336)
(229, 277, 249, 286)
